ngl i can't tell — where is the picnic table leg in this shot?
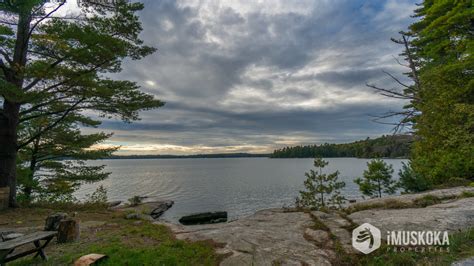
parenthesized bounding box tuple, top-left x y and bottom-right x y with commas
(0, 249, 13, 266)
(33, 238, 50, 261)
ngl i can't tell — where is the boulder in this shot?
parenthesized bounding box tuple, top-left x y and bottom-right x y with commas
(125, 213, 141, 220)
(179, 211, 227, 225)
(150, 200, 174, 219)
(44, 212, 68, 231)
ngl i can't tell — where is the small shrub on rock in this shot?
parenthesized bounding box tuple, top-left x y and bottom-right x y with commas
(296, 158, 346, 210)
(355, 159, 397, 198)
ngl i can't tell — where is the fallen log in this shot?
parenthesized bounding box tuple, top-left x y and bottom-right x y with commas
(179, 211, 227, 225)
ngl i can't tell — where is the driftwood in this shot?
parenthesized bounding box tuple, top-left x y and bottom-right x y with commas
(74, 253, 108, 266)
(57, 219, 80, 243)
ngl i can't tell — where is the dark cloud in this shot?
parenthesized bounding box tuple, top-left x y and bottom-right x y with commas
(93, 0, 417, 154)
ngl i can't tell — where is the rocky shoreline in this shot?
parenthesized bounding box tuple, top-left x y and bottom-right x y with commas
(155, 186, 474, 265)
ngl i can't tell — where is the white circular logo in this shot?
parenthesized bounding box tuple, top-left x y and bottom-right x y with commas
(352, 223, 381, 254)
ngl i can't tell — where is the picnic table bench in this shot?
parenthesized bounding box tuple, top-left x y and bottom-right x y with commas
(0, 231, 57, 265)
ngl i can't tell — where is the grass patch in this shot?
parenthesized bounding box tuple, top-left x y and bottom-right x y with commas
(307, 213, 329, 231)
(340, 227, 474, 266)
(459, 191, 474, 198)
(338, 212, 359, 232)
(412, 194, 443, 207)
(345, 189, 474, 214)
(1, 207, 221, 266)
(344, 199, 411, 214)
(19, 201, 109, 212)
(10, 221, 221, 266)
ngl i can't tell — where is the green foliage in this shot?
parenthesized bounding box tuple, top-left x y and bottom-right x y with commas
(354, 159, 397, 198)
(460, 191, 474, 198)
(271, 135, 412, 158)
(296, 158, 346, 210)
(398, 161, 430, 193)
(413, 194, 442, 208)
(85, 185, 108, 205)
(16, 114, 116, 203)
(128, 195, 143, 206)
(407, 0, 474, 185)
(0, 0, 164, 204)
(10, 221, 220, 266)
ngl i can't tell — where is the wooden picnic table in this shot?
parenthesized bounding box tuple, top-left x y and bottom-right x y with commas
(0, 231, 57, 265)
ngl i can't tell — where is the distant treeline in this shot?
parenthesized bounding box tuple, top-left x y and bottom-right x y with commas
(108, 153, 270, 159)
(271, 135, 414, 158)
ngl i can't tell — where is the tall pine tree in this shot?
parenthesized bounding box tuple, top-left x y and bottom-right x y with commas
(409, 0, 473, 184)
(0, 0, 163, 206)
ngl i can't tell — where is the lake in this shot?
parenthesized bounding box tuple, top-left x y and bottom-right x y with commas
(75, 158, 407, 222)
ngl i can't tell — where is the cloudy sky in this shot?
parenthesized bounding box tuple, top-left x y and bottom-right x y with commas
(86, 0, 417, 155)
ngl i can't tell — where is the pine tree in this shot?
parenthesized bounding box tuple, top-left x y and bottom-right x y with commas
(16, 112, 117, 203)
(354, 159, 397, 198)
(408, 0, 474, 184)
(296, 158, 346, 210)
(0, 0, 163, 206)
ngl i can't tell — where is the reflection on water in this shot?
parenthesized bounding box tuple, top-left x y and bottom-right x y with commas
(75, 157, 407, 222)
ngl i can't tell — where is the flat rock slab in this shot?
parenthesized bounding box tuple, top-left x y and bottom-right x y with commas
(349, 187, 474, 210)
(349, 197, 474, 235)
(157, 209, 332, 266)
(311, 211, 353, 253)
(452, 256, 474, 266)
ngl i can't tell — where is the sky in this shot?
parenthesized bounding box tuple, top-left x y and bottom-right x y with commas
(83, 0, 418, 155)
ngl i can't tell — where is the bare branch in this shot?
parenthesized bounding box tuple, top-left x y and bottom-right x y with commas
(28, 1, 66, 36)
(382, 70, 410, 88)
(367, 83, 414, 100)
(391, 55, 409, 68)
(0, 19, 17, 26)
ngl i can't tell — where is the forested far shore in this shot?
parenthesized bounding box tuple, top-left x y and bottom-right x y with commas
(107, 135, 413, 159)
(108, 153, 270, 159)
(271, 135, 413, 158)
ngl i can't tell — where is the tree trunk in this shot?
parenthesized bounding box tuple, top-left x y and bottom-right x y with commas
(57, 219, 80, 243)
(23, 142, 39, 201)
(0, 101, 20, 207)
(0, 10, 32, 207)
(378, 180, 382, 198)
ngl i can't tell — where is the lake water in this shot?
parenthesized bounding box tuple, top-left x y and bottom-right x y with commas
(75, 158, 407, 222)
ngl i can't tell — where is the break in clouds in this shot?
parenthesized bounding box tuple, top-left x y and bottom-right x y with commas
(84, 0, 418, 155)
